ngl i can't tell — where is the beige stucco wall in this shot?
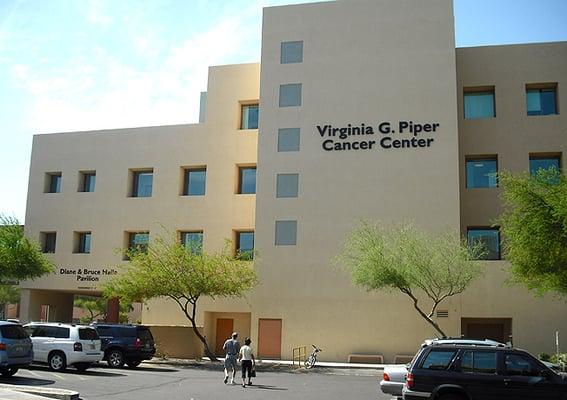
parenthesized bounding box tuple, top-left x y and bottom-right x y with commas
(147, 325, 204, 359)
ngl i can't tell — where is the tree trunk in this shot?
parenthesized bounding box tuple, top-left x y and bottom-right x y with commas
(402, 289, 447, 337)
(190, 322, 217, 362)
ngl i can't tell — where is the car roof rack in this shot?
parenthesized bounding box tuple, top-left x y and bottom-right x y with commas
(422, 337, 508, 348)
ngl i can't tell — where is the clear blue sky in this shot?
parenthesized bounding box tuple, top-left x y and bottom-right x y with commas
(1, 0, 566, 222)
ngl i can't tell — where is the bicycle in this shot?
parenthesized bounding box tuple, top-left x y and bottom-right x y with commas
(304, 345, 322, 369)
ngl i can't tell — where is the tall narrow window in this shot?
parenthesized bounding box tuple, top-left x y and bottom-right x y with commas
(467, 228, 500, 260)
(183, 168, 206, 196)
(75, 232, 92, 254)
(45, 172, 62, 193)
(79, 171, 96, 192)
(241, 104, 259, 129)
(180, 231, 203, 255)
(40, 232, 57, 253)
(236, 231, 254, 260)
(131, 170, 153, 197)
(238, 166, 257, 194)
(464, 87, 495, 119)
(526, 84, 557, 116)
(466, 157, 498, 188)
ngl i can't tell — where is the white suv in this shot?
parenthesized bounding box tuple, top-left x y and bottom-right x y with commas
(24, 323, 103, 372)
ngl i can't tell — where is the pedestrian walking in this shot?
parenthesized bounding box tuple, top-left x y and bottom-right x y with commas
(238, 337, 256, 387)
(223, 332, 240, 384)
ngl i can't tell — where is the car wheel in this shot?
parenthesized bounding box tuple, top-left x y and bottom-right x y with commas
(437, 394, 465, 400)
(75, 363, 90, 372)
(126, 360, 141, 368)
(48, 352, 67, 372)
(107, 349, 125, 368)
(0, 367, 18, 377)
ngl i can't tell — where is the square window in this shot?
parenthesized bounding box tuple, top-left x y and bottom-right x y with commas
(236, 231, 254, 260)
(238, 167, 257, 194)
(279, 83, 302, 107)
(40, 232, 56, 253)
(466, 157, 498, 188)
(75, 232, 91, 254)
(45, 172, 62, 193)
(79, 171, 96, 192)
(464, 88, 495, 119)
(467, 228, 500, 260)
(276, 174, 299, 198)
(278, 128, 300, 152)
(529, 154, 561, 176)
(131, 170, 153, 197)
(126, 232, 149, 259)
(180, 231, 203, 255)
(241, 104, 259, 129)
(275, 220, 297, 246)
(281, 41, 303, 64)
(183, 168, 206, 196)
(526, 84, 557, 116)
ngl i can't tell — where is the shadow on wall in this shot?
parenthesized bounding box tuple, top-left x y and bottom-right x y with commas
(148, 325, 205, 359)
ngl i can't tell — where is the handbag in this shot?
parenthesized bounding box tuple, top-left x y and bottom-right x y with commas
(250, 368, 256, 377)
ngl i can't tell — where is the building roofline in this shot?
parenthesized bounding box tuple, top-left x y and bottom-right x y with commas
(34, 122, 201, 138)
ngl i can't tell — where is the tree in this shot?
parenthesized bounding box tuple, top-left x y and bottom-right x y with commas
(336, 221, 483, 337)
(74, 295, 133, 324)
(104, 237, 257, 361)
(0, 215, 54, 311)
(500, 168, 567, 295)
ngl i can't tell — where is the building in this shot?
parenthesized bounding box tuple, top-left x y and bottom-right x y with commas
(21, 0, 567, 362)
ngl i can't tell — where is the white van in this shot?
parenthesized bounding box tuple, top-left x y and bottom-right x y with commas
(24, 323, 103, 372)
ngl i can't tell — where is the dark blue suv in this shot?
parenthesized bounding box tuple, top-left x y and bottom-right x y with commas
(92, 324, 155, 368)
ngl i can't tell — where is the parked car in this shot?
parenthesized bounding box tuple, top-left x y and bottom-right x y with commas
(403, 340, 565, 400)
(24, 323, 103, 372)
(92, 323, 155, 368)
(0, 321, 33, 377)
(380, 338, 506, 398)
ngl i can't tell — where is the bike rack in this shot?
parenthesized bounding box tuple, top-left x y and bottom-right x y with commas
(292, 345, 306, 368)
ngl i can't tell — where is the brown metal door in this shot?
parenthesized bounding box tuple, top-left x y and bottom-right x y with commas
(215, 318, 234, 356)
(467, 323, 505, 343)
(258, 318, 282, 359)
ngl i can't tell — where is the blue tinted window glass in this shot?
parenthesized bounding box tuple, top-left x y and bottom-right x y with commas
(241, 105, 259, 129)
(279, 84, 302, 107)
(240, 167, 256, 194)
(468, 229, 500, 260)
(129, 233, 149, 254)
(530, 158, 560, 176)
(462, 351, 497, 374)
(422, 350, 457, 370)
(464, 92, 495, 119)
(466, 159, 497, 188)
(134, 172, 153, 197)
(80, 233, 91, 253)
(181, 232, 203, 255)
(527, 88, 557, 116)
(186, 169, 206, 196)
(84, 173, 96, 192)
(281, 41, 303, 64)
(49, 174, 61, 193)
(237, 232, 254, 260)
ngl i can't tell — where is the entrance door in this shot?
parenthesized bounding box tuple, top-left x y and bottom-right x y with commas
(258, 318, 282, 359)
(215, 318, 233, 356)
(461, 318, 512, 343)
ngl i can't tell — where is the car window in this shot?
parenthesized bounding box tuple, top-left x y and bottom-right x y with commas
(95, 326, 113, 336)
(29, 325, 48, 337)
(79, 328, 99, 340)
(119, 328, 136, 337)
(461, 351, 497, 374)
(0, 325, 29, 339)
(505, 354, 543, 377)
(46, 327, 70, 339)
(421, 350, 457, 370)
(138, 328, 153, 341)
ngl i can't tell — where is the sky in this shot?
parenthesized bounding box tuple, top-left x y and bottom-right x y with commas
(1, 0, 567, 222)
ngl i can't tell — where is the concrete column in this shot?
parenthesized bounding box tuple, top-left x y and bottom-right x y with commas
(106, 297, 120, 323)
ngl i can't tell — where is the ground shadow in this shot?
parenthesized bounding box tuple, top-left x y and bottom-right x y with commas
(0, 376, 55, 386)
(96, 364, 179, 373)
(27, 365, 127, 377)
(247, 384, 288, 391)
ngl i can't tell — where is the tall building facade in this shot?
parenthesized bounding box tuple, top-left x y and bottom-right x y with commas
(21, 0, 567, 362)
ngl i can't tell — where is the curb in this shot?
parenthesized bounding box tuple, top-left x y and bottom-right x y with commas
(0, 384, 79, 400)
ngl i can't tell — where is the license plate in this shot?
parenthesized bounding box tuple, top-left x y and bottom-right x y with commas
(90, 344, 95, 350)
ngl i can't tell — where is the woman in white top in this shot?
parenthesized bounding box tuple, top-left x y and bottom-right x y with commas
(238, 337, 256, 387)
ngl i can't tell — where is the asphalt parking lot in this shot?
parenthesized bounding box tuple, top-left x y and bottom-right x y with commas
(0, 363, 393, 400)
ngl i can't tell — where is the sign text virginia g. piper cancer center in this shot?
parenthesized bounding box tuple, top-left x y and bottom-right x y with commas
(317, 120, 440, 151)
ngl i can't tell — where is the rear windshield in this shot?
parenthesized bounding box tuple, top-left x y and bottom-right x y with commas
(420, 349, 458, 370)
(138, 328, 153, 341)
(0, 325, 29, 339)
(79, 328, 99, 340)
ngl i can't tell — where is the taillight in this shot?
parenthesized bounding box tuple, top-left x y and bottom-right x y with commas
(73, 342, 83, 352)
(406, 372, 414, 389)
(0, 343, 6, 351)
(383, 372, 390, 381)
(135, 338, 141, 350)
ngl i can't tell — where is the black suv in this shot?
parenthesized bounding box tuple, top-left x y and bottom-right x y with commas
(92, 324, 155, 368)
(404, 341, 566, 400)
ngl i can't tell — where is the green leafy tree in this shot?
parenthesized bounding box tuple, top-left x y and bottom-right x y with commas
(336, 221, 483, 337)
(500, 169, 567, 294)
(0, 215, 54, 312)
(74, 295, 133, 323)
(104, 236, 257, 361)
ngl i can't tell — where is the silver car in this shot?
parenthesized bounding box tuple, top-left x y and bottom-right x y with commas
(0, 321, 33, 377)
